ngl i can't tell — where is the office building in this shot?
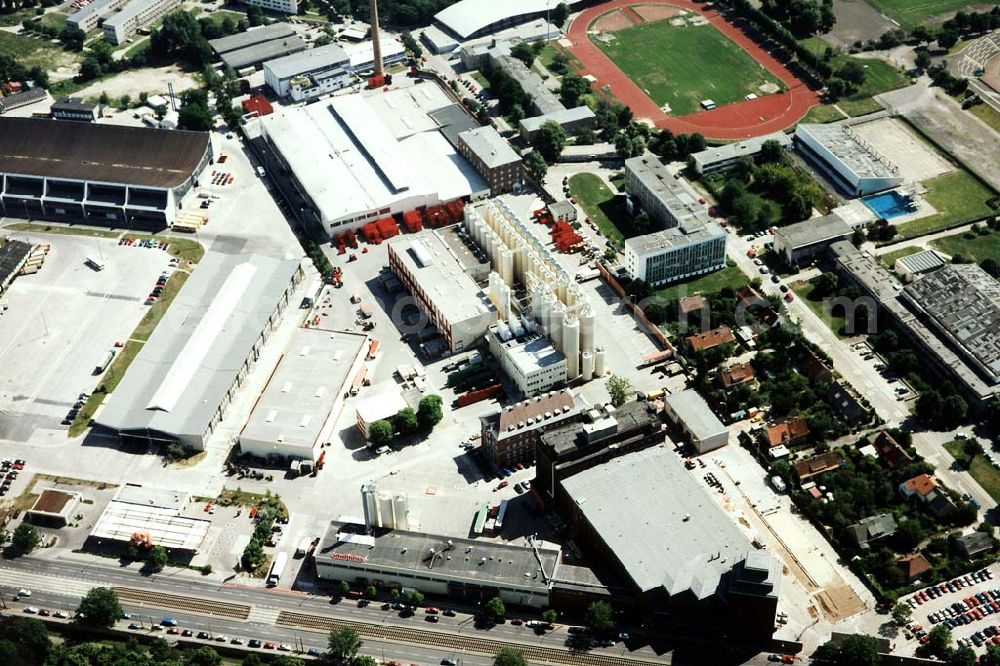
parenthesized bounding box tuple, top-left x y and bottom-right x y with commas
(315, 520, 560, 608)
(623, 222, 727, 287)
(26, 490, 81, 527)
(240, 327, 368, 461)
(244, 0, 297, 14)
(690, 132, 792, 175)
(456, 126, 522, 195)
(68, 0, 130, 31)
(0, 87, 47, 114)
(102, 0, 183, 45)
(50, 96, 98, 122)
(480, 389, 581, 468)
(794, 122, 904, 196)
(624, 153, 712, 229)
(519, 106, 595, 141)
(662, 390, 728, 453)
(387, 228, 497, 352)
(263, 44, 352, 101)
(95, 253, 302, 450)
(0, 117, 211, 229)
(487, 323, 566, 397)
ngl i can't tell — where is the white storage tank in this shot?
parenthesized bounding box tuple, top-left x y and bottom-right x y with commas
(580, 351, 594, 381)
(594, 347, 606, 377)
(579, 307, 596, 354)
(563, 314, 580, 378)
(392, 494, 409, 530)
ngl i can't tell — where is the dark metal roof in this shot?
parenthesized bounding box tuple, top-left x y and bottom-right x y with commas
(0, 117, 209, 189)
(51, 96, 96, 113)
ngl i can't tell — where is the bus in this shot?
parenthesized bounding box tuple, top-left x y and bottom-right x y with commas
(85, 256, 105, 271)
(267, 552, 287, 587)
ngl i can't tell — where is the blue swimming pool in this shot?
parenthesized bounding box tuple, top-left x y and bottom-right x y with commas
(862, 191, 913, 220)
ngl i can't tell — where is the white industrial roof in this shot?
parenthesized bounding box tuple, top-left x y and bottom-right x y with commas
(343, 38, 406, 69)
(356, 390, 409, 424)
(260, 86, 486, 225)
(663, 390, 728, 444)
(435, 0, 583, 39)
(241, 327, 367, 453)
(263, 43, 349, 80)
(96, 252, 300, 443)
(90, 486, 210, 552)
(561, 446, 751, 596)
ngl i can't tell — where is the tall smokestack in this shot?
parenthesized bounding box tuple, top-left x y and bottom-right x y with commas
(370, 0, 383, 77)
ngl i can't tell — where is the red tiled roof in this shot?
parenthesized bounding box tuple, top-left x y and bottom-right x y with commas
(873, 431, 913, 469)
(903, 474, 938, 497)
(679, 295, 706, 314)
(792, 450, 840, 480)
(766, 418, 810, 447)
(799, 351, 832, 383)
(897, 553, 932, 580)
(687, 325, 734, 352)
(720, 362, 755, 388)
(497, 390, 576, 435)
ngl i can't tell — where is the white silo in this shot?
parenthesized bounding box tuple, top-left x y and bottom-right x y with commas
(378, 492, 394, 529)
(563, 314, 580, 379)
(594, 347, 607, 377)
(361, 484, 378, 531)
(488, 272, 511, 318)
(580, 351, 594, 381)
(549, 300, 563, 350)
(392, 494, 409, 530)
(579, 307, 596, 355)
(500, 250, 514, 285)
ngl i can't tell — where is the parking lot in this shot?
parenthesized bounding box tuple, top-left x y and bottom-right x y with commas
(0, 229, 172, 441)
(903, 564, 1000, 655)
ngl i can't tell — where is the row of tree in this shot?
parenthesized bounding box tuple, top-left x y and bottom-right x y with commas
(368, 395, 443, 446)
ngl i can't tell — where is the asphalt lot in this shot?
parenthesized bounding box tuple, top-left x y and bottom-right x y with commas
(0, 230, 171, 441)
(902, 563, 1000, 655)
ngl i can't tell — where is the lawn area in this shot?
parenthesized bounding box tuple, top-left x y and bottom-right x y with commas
(68, 340, 143, 437)
(539, 42, 582, 72)
(5, 222, 122, 239)
(969, 104, 1000, 134)
(568, 172, 633, 243)
(931, 230, 1000, 265)
(133, 270, 189, 342)
(944, 440, 1000, 503)
(793, 279, 848, 338)
(799, 103, 847, 124)
(896, 170, 998, 238)
(654, 264, 750, 302)
(39, 12, 67, 30)
(123, 234, 204, 264)
(469, 71, 490, 90)
(837, 56, 909, 102)
(837, 97, 884, 117)
(594, 21, 783, 116)
(877, 245, 923, 269)
(0, 30, 78, 72)
(865, 0, 980, 29)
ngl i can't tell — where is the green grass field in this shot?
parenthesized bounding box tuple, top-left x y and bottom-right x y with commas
(944, 440, 1000, 502)
(799, 104, 847, 124)
(793, 279, 849, 338)
(970, 104, 1000, 134)
(837, 97, 884, 117)
(0, 30, 77, 72)
(594, 22, 783, 116)
(896, 170, 998, 238)
(568, 173, 632, 243)
(655, 265, 749, 302)
(865, 0, 979, 29)
(931, 230, 1000, 265)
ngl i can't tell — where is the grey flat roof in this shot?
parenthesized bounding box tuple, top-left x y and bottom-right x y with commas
(458, 126, 520, 169)
(51, 96, 95, 113)
(103, 0, 164, 29)
(796, 123, 900, 180)
(428, 103, 479, 148)
(542, 400, 656, 458)
(435, 0, 584, 39)
(903, 264, 1000, 382)
(624, 221, 724, 255)
(624, 153, 713, 227)
(222, 36, 307, 71)
(240, 327, 367, 451)
(96, 253, 300, 443)
(507, 335, 565, 372)
(663, 390, 727, 443)
(896, 249, 946, 274)
(493, 54, 563, 116)
(691, 132, 791, 169)
(0, 117, 208, 189)
(210, 23, 296, 54)
(264, 43, 350, 80)
(561, 445, 751, 596)
(317, 520, 559, 592)
(519, 105, 594, 133)
(774, 213, 853, 249)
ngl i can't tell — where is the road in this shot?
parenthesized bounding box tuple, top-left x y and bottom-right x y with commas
(0, 556, 669, 666)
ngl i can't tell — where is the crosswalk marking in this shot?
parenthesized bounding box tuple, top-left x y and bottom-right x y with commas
(0, 569, 93, 598)
(246, 606, 280, 625)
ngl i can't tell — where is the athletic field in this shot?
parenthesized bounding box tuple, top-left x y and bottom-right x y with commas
(594, 20, 783, 116)
(865, 0, 977, 29)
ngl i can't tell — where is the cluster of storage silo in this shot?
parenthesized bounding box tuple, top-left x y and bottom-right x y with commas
(465, 199, 600, 383)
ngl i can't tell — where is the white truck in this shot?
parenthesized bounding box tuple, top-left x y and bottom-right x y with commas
(294, 537, 313, 558)
(266, 551, 287, 587)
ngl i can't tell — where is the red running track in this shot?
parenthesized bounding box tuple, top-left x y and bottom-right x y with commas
(566, 0, 821, 140)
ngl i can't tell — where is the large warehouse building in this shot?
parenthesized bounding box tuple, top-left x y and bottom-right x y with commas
(259, 83, 488, 236)
(240, 327, 368, 462)
(431, 0, 585, 42)
(795, 122, 904, 196)
(96, 252, 302, 450)
(0, 118, 211, 229)
(210, 23, 307, 72)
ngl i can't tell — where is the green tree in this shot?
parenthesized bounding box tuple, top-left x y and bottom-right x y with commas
(0, 617, 51, 664)
(915, 49, 932, 71)
(76, 587, 123, 628)
(964, 438, 984, 464)
(927, 624, 953, 656)
(11, 524, 40, 553)
(401, 31, 422, 57)
(559, 74, 590, 108)
(394, 408, 419, 435)
(891, 601, 912, 625)
(118, 94, 131, 110)
(338, 580, 351, 597)
(352, 657, 378, 666)
(147, 545, 169, 571)
(541, 609, 558, 625)
(405, 590, 424, 606)
(417, 395, 443, 429)
(485, 596, 505, 622)
(58, 25, 85, 51)
(951, 645, 977, 666)
(364, 585, 377, 600)
(606, 375, 632, 407)
(494, 647, 528, 666)
(584, 600, 614, 635)
(327, 626, 362, 665)
(510, 42, 536, 68)
(894, 519, 926, 551)
(98, 90, 110, 106)
(834, 634, 880, 666)
(525, 151, 547, 182)
(533, 120, 566, 162)
(178, 103, 213, 132)
(186, 646, 223, 666)
(390, 589, 401, 602)
(369, 419, 394, 445)
(552, 2, 570, 27)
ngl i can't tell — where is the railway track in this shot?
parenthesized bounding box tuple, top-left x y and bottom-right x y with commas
(277, 610, 659, 666)
(114, 587, 251, 621)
